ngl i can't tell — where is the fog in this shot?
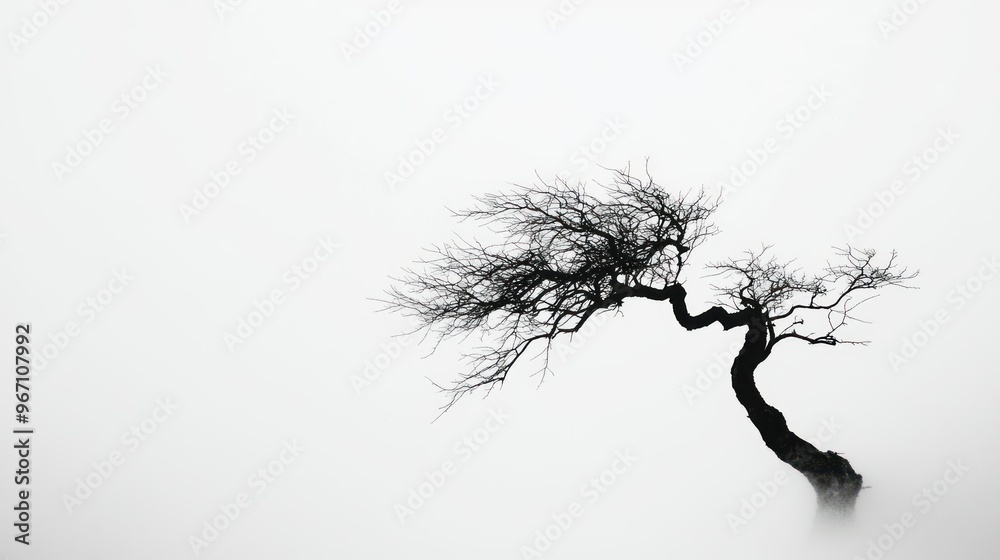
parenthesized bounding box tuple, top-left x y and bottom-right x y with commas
(1, 0, 998, 558)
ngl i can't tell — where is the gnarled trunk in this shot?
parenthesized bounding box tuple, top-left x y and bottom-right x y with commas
(730, 319, 863, 519)
(654, 284, 865, 517)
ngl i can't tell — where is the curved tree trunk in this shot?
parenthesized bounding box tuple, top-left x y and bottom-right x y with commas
(647, 283, 865, 518)
(730, 318, 863, 519)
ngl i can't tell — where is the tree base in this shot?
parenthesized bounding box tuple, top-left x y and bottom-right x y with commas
(805, 451, 864, 521)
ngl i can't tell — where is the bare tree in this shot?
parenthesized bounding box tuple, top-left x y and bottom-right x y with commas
(384, 165, 915, 518)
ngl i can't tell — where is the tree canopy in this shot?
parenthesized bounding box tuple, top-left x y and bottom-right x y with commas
(385, 166, 915, 412)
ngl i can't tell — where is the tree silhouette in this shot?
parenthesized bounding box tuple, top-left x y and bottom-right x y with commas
(385, 165, 915, 518)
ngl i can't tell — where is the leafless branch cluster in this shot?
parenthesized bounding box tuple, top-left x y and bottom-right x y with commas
(709, 246, 917, 350)
(384, 166, 916, 411)
(384, 166, 717, 409)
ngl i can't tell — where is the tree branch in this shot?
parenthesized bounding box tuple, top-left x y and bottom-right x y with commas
(383, 166, 719, 410)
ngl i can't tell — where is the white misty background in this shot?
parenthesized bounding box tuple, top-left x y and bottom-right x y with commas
(1, 1, 998, 559)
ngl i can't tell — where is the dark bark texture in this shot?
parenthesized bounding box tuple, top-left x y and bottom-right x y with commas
(660, 285, 865, 517)
(730, 319, 863, 518)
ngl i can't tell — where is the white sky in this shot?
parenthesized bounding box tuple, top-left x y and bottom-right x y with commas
(1, 1, 998, 558)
